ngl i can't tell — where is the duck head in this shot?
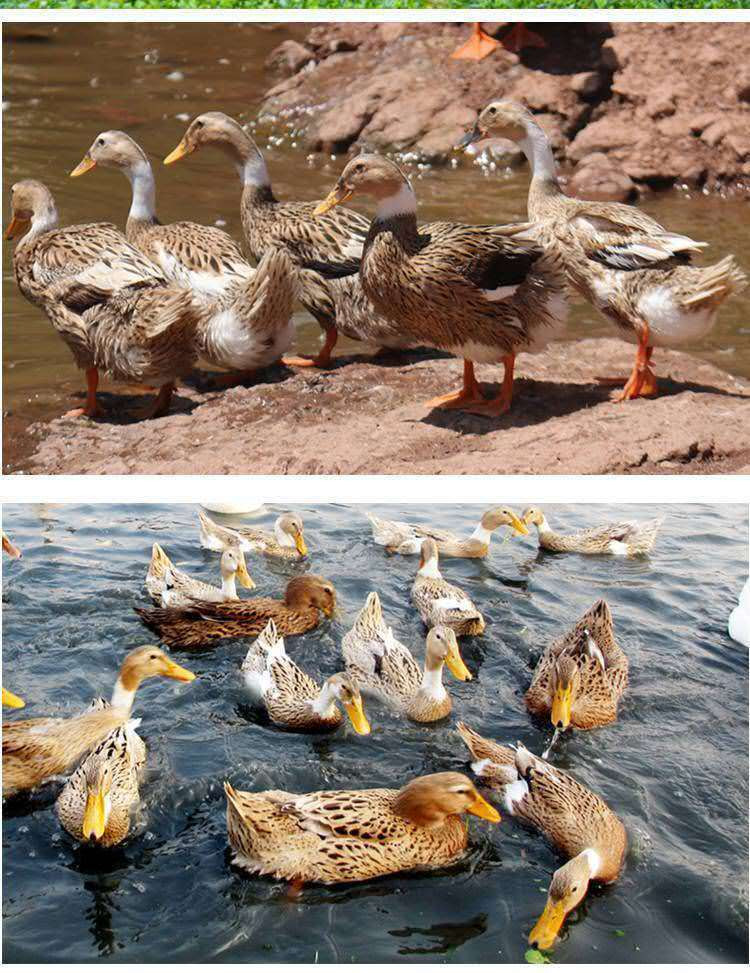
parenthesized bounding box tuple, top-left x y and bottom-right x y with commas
(394, 772, 501, 829)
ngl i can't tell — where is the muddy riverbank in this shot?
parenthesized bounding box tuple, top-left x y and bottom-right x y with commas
(13, 339, 750, 475)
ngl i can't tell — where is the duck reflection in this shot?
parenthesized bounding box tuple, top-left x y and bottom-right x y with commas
(388, 913, 488, 955)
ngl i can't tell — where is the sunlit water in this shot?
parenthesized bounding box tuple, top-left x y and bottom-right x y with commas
(3, 23, 750, 433)
(2, 502, 748, 963)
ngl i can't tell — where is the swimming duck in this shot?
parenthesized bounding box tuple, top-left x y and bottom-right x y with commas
(523, 506, 663, 556)
(342, 592, 471, 723)
(367, 506, 528, 557)
(56, 718, 145, 847)
(242, 619, 370, 734)
(71, 131, 297, 385)
(412, 539, 485, 636)
(457, 724, 626, 949)
(2, 688, 25, 708)
(224, 770, 500, 884)
(163, 112, 410, 367)
(728, 578, 750, 649)
(5, 179, 200, 419)
(460, 101, 747, 401)
(199, 510, 307, 559)
(136, 574, 336, 649)
(315, 153, 568, 416)
(145, 542, 255, 607)
(2, 532, 22, 559)
(525, 600, 629, 730)
(2, 646, 195, 796)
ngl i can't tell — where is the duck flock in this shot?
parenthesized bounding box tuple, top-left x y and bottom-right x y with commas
(2, 505, 665, 954)
(6, 101, 746, 423)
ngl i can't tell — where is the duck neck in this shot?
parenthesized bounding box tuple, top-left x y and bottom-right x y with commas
(417, 555, 441, 580)
(20, 201, 59, 247)
(470, 522, 493, 546)
(420, 661, 446, 700)
(534, 515, 552, 535)
(574, 847, 601, 881)
(373, 182, 419, 243)
(310, 681, 337, 717)
(518, 120, 558, 184)
(110, 676, 136, 713)
(125, 159, 157, 224)
(220, 573, 238, 599)
(227, 133, 274, 207)
(274, 521, 295, 549)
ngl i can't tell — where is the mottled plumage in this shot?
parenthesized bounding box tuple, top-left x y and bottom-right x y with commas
(411, 539, 485, 636)
(367, 506, 528, 557)
(144, 542, 254, 607)
(199, 510, 307, 560)
(524, 506, 663, 555)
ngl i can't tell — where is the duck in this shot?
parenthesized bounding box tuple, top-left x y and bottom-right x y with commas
(457, 723, 626, 949)
(5, 179, 200, 419)
(412, 539, 485, 636)
(201, 502, 264, 516)
(525, 599, 629, 730)
(163, 112, 412, 367)
(459, 101, 747, 401)
(241, 619, 370, 734)
(367, 506, 528, 557)
(2, 646, 195, 796)
(523, 506, 663, 556)
(342, 592, 471, 723)
(199, 509, 307, 559)
(224, 770, 500, 884)
(2, 531, 22, 559)
(2, 688, 25, 708)
(71, 131, 297, 386)
(56, 718, 145, 847)
(145, 541, 255, 607)
(136, 574, 336, 649)
(728, 578, 750, 648)
(314, 153, 568, 416)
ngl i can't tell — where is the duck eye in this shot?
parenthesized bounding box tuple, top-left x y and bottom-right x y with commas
(489, 107, 496, 115)
(150, 653, 158, 660)
(97, 138, 104, 146)
(195, 120, 204, 129)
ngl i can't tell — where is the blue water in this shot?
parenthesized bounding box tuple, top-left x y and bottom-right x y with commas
(2, 502, 748, 963)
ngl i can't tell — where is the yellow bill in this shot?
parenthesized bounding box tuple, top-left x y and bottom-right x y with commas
(529, 897, 566, 950)
(509, 513, 530, 536)
(2, 687, 25, 708)
(344, 697, 371, 735)
(294, 530, 308, 557)
(163, 139, 191, 166)
(70, 154, 97, 178)
(466, 792, 501, 823)
(164, 659, 197, 682)
(82, 790, 107, 840)
(445, 645, 472, 682)
(5, 216, 30, 241)
(313, 187, 352, 216)
(236, 555, 256, 590)
(551, 686, 571, 729)
(2, 533, 22, 558)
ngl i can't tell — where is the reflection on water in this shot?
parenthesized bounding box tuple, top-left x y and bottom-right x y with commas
(2, 502, 748, 963)
(3, 24, 750, 432)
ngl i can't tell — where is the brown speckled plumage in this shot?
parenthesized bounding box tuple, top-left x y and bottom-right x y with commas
(411, 540, 485, 636)
(367, 507, 527, 557)
(199, 511, 307, 561)
(524, 506, 663, 556)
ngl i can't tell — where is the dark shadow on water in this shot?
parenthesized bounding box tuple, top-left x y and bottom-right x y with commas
(388, 912, 488, 955)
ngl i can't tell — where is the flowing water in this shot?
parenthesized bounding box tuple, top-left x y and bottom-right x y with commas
(2, 502, 748, 963)
(3, 23, 750, 441)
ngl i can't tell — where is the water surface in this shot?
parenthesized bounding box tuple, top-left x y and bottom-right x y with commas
(2, 502, 748, 963)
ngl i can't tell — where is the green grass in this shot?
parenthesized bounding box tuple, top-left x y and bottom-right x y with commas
(2, 0, 749, 7)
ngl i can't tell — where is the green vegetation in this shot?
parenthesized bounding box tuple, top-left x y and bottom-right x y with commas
(3, 0, 749, 7)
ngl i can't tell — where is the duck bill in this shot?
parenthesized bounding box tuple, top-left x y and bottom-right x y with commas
(551, 688, 572, 729)
(2, 687, 25, 708)
(163, 659, 197, 683)
(445, 647, 472, 682)
(236, 558, 256, 590)
(466, 793, 501, 823)
(70, 154, 96, 178)
(455, 122, 484, 151)
(82, 791, 108, 840)
(344, 698, 371, 735)
(509, 513, 530, 536)
(313, 186, 352, 216)
(294, 530, 308, 557)
(529, 897, 567, 950)
(163, 139, 192, 166)
(4, 216, 30, 240)
(2, 534, 22, 558)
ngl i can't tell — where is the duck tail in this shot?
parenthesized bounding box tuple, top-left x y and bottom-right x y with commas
(580, 599, 615, 646)
(456, 720, 486, 759)
(353, 591, 385, 637)
(147, 542, 174, 587)
(243, 618, 285, 672)
(630, 517, 664, 554)
(682, 256, 747, 310)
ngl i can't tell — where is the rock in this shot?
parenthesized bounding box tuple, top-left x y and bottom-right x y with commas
(647, 94, 675, 119)
(568, 154, 636, 202)
(568, 114, 642, 162)
(310, 91, 375, 152)
(726, 133, 750, 160)
(379, 24, 407, 44)
(265, 40, 314, 77)
(570, 71, 604, 99)
(701, 118, 732, 148)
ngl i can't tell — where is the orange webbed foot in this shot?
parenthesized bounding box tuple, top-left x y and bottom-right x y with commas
(450, 24, 500, 61)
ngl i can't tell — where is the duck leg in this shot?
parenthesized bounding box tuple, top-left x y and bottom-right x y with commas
(63, 367, 106, 419)
(450, 23, 500, 61)
(282, 327, 338, 369)
(596, 326, 658, 400)
(425, 359, 485, 410)
(463, 354, 515, 417)
(130, 382, 174, 421)
(501, 23, 547, 54)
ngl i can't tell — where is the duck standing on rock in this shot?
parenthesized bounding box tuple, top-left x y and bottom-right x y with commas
(71, 130, 298, 387)
(163, 112, 411, 367)
(315, 153, 568, 417)
(412, 539, 485, 636)
(6, 180, 201, 419)
(459, 101, 747, 401)
(457, 724, 626, 950)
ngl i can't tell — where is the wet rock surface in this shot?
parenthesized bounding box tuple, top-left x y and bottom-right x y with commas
(16, 340, 750, 476)
(262, 22, 750, 194)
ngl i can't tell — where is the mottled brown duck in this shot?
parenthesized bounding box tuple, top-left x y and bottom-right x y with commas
(315, 153, 568, 416)
(525, 599, 629, 730)
(71, 131, 297, 384)
(5, 180, 199, 419)
(224, 771, 500, 884)
(2, 646, 195, 796)
(412, 539, 485, 636)
(458, 723, 626, 949)
(523, 506, 663, 556)
(460, 100, 747, 400)
(136, 574, 336, 649)
(163, 112, 411, 366)
(368, 506, 528, 556)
